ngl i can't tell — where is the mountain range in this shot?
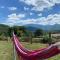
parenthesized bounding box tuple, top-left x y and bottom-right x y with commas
(0, 24, 60, 33)
(24, 24, 60, 32)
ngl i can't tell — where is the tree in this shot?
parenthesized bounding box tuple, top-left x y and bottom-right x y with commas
(49, 32, 51, 39)
(13, 27, 17, 35)
(29, 31, 34, 44)
(19, 26, 26, 33)
(48, 32, 52, 45)
(8, 27, 13, 37)
(41, 32, 52, 45)
(34, 29, 43, 37)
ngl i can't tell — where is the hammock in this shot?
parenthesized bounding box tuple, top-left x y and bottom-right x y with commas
(12, 33, 60, 60)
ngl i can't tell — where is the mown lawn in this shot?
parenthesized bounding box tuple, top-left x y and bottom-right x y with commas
(0, 41, 60, 60)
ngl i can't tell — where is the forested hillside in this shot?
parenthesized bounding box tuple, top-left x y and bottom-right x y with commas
(0, 24, 9, 33)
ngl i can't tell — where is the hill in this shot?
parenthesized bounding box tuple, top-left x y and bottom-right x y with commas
(24, 24, 60, 32)
(0, 24, 60, 33)
(0, 24, 10, 33)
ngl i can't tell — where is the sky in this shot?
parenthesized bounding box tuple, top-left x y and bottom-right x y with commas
(0, 0, 60, 26)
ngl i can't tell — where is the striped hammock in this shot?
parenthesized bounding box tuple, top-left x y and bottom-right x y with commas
(12, 33, 60, 60)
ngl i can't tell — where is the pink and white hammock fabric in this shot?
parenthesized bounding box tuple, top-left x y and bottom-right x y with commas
(12, 33, 60, 60)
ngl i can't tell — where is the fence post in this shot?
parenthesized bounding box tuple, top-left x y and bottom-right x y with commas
(13, 45, 17, 60)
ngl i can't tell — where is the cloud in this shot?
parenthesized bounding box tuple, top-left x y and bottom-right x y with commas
(34, 14, 60, 25)
(8, 13, 19, 20)
(20, 0, 36, 6)
(38, 13, 42, 16)
(4, 13, 25, 26)
(0, 6, 5, 8)
(4, 13, 60, 26)
(19, 0, 60, 11)
(24, 7, 29, 10)
(8, 13, 25, 20)
(50, 0, 60, 4)
(8, 7, 17, 10)
(30, 12, 33, 15)
(16, 14, 60, 25)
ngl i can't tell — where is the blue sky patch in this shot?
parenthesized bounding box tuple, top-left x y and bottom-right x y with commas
(0, 0, 60, 26)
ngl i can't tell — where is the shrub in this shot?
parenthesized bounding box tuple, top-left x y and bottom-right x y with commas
(20, 37, 30, 42)
(41, 36, 52, 44)
(34, 29, 43, 37)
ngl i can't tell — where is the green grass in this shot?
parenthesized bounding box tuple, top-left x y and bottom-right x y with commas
(0, 41, 13, 60)
(22, 42, 60, 60)
(21, 42, 47, 50)
(0, 41, 60, 60)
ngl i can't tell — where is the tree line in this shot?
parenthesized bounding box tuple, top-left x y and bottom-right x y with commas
(0, 25, 53, 44)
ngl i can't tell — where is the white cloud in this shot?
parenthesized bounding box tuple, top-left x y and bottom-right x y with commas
(16, 19, 35, 25)
(0, 6, 5, 8)
(24, 7, 29, 10)
(18, 14, 25, 18)
(19, 0, 60, 11)
(50, 0, 60, 4)
(5, 13, 60, 26)
(4, 13, 25, 26)
(20, 0, 36, 6)
(30, 12, 33, 15)
(8, 13, 25, 20)
(8, 13, 19, 20)
(16, 14, 60, 25)
(38, 13, 42, 16)
(35, 14, 60, 25)
(8, 7, 17, 10)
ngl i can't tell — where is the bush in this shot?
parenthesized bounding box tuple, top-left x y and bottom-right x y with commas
(34, 29, 43, 37)
(41, 36, 52, 44)
(0, 36, 8, 41)
(20, 37, 30, 42)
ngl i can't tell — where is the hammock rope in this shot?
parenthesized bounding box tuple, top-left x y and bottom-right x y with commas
(12, 33, 60, 60)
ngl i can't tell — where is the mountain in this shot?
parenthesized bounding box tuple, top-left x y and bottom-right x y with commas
(24, 24, 60, 32)
(0, 24, 60, 33)
(0, 24, 9, 33)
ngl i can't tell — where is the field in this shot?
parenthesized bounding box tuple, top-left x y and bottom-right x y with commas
(22, 42, 60, 60)
(0, 41, 60, 60)
(0, 41, 13, 60)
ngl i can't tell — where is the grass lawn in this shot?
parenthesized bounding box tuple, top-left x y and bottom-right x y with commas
(0, 41, 60, 60)
(22, 42, 60, 60)
(0, 41, 13, 60)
